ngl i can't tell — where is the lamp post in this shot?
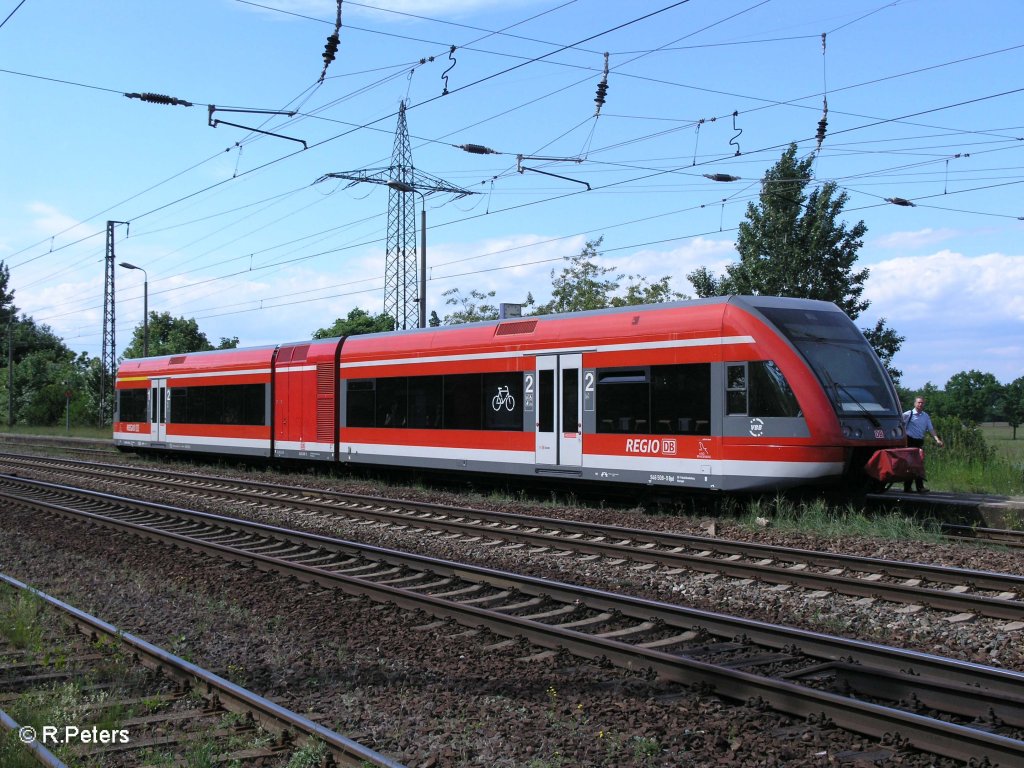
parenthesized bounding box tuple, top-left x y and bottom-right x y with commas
(118, 262, 148, 357)
(386, 180, 427, 329)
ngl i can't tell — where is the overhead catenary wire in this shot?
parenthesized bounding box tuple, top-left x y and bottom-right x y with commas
(8, 1, 1024, 358)
(7, 18, 1021, 269)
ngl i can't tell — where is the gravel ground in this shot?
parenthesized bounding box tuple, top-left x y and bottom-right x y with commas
(2, 453, 1022, 767)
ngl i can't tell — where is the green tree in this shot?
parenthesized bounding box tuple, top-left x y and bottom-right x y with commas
(860, 317, 905, 384)
(442, 289, 535, 324)
(0, 261, 16, 324)
(611, 274, 687, 307)
(312, 308, 395, 339)
(534, 237, 686, 314)
(0, 314, 97, 426)
(687, 143, 903, 380)
(944, 369, 1002, 423)
(535, 238, 621, 314)
(1003, 376, 1024, 439)
(121, 312, 234, 359)
(443, 288, 498, 323)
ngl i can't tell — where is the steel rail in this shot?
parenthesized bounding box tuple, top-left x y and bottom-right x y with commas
(3, 476, 1024, 764)
(4, 455, 1024, 620)
(942, 522, 1024, 548)
(0, 708, 69, 768)
(0, 572, 404, 768)
(1, 473, 1021, 694)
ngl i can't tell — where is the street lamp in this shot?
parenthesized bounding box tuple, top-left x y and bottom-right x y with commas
(119, 262, 148, 357)
(386, 180, 427, 329)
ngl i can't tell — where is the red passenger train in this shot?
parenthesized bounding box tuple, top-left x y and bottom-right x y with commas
(114, 296, 906, 492)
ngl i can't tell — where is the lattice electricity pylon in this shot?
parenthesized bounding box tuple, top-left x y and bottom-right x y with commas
(100, 221, 127, 426)
(316, 103, 476, 329)
(387, 104, 417, 330)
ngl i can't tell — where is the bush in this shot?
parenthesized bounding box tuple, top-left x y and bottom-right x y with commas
(931, 415, 993, 463)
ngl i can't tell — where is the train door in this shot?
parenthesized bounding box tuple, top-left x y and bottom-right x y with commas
(149, 377, 167, 443)
(535, 354, 583, 469)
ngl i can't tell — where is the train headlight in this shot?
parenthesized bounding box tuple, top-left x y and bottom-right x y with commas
(854, 427, 863, 438)
(842, 425, 852, 438)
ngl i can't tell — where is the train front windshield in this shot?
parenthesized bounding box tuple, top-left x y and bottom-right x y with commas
(758, 306, 899, 416)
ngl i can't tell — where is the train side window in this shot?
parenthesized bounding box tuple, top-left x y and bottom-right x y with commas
(408, 376, 443, 428)
(170, 388, 188, 423)
(118, 389, 148, 423)
(651, 364, 711, 435)
(167, 384, 267, 425)
(346, 379, 375, 427)
(483, 372, 522, 431)
(595, 369, 648, 433)
(375, 377, 408, 428)
(443, 374, 482, 430)
(726, 364, 747, 415)
(241, 385, 266, 425)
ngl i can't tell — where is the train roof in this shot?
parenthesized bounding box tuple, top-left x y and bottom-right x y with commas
(117, 344, 278, 376)
(115, 296, 847, 373)
(332, 295, 847, 364)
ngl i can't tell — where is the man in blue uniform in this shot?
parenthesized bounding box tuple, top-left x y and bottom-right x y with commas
(903, 397, 943, 492)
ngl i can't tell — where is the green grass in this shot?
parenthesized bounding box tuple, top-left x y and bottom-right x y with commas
(924, 423, 1024, 496)
(980, 423, 1024, 463)
(1, 590, 46, 651)
(738, 496, 945, 541)
(0, 424, 111, 440)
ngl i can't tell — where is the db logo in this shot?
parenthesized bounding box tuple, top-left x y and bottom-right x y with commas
(626, 438, 676, 455)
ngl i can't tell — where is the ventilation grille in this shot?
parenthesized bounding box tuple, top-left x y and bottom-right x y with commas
(315, 361, 335, 441)
(168, 356, 186, 365)
(495, 319, 538, 336)
(277, 344, 310, 364)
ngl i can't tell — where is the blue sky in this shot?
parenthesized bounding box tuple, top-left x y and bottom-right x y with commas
(2, 0, 1023, 390)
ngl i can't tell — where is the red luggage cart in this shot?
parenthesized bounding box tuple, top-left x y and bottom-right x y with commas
(864, 447, 925, 490)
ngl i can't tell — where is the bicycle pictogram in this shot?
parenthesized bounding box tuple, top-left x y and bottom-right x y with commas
(491, 385, 515, 412)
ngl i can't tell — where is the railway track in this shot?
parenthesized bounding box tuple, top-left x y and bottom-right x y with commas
(942, 521, 1024, 548)
(2, 453, 1024, 623)
(0, 572, 403, 768)
(2, 473, 1024, 765)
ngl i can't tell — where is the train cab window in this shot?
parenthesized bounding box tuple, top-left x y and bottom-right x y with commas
(483, 372, 522, 430)
(749, 360, 801, 417)
(726, 361, 801, 417)
(346, 380, 375, 427)
(118, 389, 148, 423)
(726, 365, 747, 415)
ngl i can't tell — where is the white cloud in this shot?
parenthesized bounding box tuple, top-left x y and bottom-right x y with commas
(866, 250, 1024, 322)
(871, 228, 961, 251)
(862, 249, 1024, 386)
